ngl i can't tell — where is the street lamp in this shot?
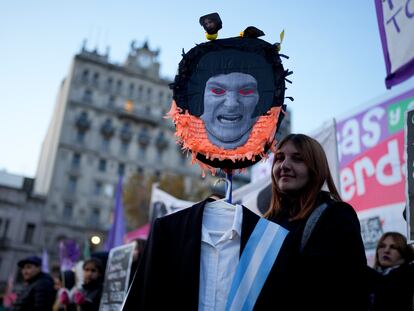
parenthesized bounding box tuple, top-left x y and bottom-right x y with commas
(91, 235, 101, 245)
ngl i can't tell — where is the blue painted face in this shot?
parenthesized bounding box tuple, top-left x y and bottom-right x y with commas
(201, 72, 259, 149)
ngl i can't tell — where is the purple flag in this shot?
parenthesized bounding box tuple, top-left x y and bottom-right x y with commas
(104, 175, 126, 251)
(41, 249, 49, 273)
(59, 239, 80, 272)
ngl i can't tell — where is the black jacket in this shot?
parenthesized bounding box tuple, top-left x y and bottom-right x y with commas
(123, 195, 369, 310)
(368, 261, 414, 311)
(123, 200, 261, 310)
(13, 272, 56, 311)
(79, 280, 103, 311)
(262, 192, 370, 310)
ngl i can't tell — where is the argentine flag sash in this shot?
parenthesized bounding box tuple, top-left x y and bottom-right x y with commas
(226, 218, 289, 311)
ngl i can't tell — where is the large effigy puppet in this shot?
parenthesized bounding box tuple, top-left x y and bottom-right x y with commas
(167, 12, 291, 175)
(123, 13, 292, 311)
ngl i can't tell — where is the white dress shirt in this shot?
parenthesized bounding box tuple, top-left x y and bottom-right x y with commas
(198, 202, 243, 311)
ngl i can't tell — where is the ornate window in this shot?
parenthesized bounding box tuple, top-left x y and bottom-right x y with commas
(120, 123, 132, 154)
(155, 131, 168, 160)
(23, 223, 36, 244)
(116, 79, 123, 94)
(118, 163, 125, 176)
(98, 159, 107, 172)
(100, 119, 115, 139)
(158, 91, 164, 103)
(67, 176, 77, 193)
(100, 119, 115, 152)
(94, 181, 102, 196)
(0, 219, 9, 238)
(120, 123, 133, 143)
(75, 112, 91, 143)
(155, 131, 168, 151)
(138, 85, 143, 100)
(92, 72, 99, 87)
(147, 87, 152, 102)
(138, 127, 150, 147)
(72, 153, 81, 169)
(81, 69, 89, 83)
(107, 95, 116, 107)
(106, 77, 113, 92)
(63, 203, 73, 219)
(138, 127, 151, 158)
(82, 89, 93, 103)
(89, 208, 100, 227)
(128, 83, 135, 98)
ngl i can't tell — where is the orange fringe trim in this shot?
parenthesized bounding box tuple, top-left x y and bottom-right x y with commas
(165, 100, 282, 176)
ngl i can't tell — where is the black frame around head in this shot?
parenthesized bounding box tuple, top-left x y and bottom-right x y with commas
(170, 36, 287, 118)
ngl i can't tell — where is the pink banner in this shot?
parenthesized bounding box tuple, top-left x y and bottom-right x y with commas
(340, 132, 405, 211)
(337, 88, 414, 211)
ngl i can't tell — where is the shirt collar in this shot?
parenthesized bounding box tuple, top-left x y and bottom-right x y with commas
(201, 203, 243, 244)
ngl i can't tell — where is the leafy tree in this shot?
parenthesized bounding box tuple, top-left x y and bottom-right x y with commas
(123, 172, 156, 230)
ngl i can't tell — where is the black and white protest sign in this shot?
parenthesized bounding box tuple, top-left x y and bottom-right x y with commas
(99, 242, 135, 311)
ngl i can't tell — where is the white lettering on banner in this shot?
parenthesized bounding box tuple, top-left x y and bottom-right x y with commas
(340, 138, 405, 201)
(354, 158, 375, 195)
(341, 168, 355, 201)
(377, 140, 402, 185)
(389, 107, 402, 126)
(338, 107, 386, 161)
(341, 119, 360, 159)
(362, 108, 385, 148)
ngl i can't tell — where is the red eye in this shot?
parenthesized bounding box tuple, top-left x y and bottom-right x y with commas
(211, 88, 225, 95)
(239, 88, 255, 95)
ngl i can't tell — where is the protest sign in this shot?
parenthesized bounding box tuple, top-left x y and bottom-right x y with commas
(375, 0, 414, 88)
(99, 242, 135, 311)
(405, 108, 414, 242)
(148, 183, 194, 224)
(337, 86, 414, 263)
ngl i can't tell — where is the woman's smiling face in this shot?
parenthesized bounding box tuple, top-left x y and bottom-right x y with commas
(273, 141, 310, 194)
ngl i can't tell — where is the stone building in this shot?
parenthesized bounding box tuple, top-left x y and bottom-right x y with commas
(34, 41, 205, 257)
(0, 171, 46, 292)
(32, 39, 291, 259)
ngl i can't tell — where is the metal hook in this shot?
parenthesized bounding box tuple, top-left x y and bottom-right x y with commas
(213, 173, 233, 204)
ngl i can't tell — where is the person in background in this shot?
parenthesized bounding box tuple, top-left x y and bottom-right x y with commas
(368, 231, 414, 311)
(72, 258, 104, 311)
(12, 256, 56, 311)
(262, 133, 369, 310)
(52, 270, 76, 311)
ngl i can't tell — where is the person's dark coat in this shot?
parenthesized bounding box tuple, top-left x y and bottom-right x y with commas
(79, 280, 103, 311)
(13, 272, 56, 311)
(123, 194, 369, 310)
(262, 191, 369, 311)
(123, 199, 260, 310)
(368, 261, 414, 311)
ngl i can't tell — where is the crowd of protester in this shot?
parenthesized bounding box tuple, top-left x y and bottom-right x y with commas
(0, 237, 145, 311)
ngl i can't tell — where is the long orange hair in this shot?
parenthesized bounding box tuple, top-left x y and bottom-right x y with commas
(265, 134, 341, 221)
